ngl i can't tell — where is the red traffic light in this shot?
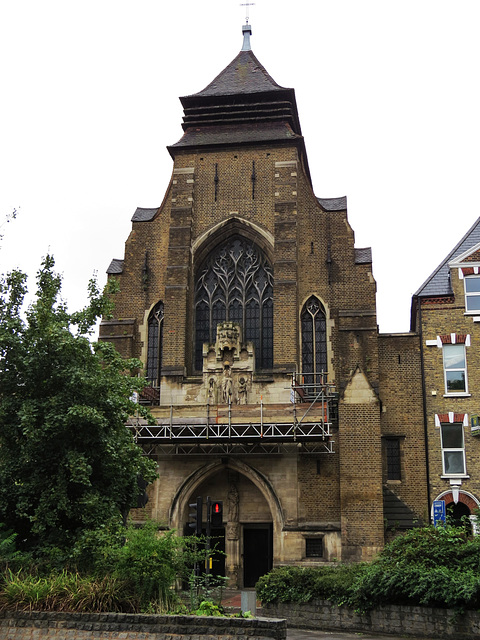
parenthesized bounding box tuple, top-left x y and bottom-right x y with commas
(210, 500, 223, 527)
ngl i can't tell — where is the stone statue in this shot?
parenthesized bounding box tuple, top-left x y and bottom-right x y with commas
(237, 377, 248, 404)
(222, 365, 233, 403)
(207, 377, 217, 404)
(227, 482, 240, 540)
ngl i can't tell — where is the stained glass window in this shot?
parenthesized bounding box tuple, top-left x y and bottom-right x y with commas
(146, 302, 164, 386)
(301, 296, 327, 391)
(194, 236, 273, 370)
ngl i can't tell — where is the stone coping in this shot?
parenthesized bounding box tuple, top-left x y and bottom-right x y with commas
(0, 610, 287, 640)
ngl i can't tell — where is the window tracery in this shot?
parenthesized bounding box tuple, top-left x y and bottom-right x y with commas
(146, 301, 164, 386)
(194, 236, 273, 370)
(301, 296, 327, 386)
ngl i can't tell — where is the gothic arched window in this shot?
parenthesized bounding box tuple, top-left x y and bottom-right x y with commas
(301, 296, 327, 388)
(194, 236, 273, 371)
(146, 301, 164, 386)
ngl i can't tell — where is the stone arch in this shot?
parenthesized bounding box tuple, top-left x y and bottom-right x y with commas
(192, 217, 274, 272)
(432, 489, 480, 515)
(169, 458, 284, 532)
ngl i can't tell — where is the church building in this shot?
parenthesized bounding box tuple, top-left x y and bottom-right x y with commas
(100, 23, 428, 586)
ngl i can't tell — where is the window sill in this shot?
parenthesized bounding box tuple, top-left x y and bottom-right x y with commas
(443, 393, 471, 398)
(441, 475, 470, 479)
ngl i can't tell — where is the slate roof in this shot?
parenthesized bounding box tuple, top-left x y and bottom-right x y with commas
(188, 50, 288, 98)
(170, 31, 303, 158)
(106, 259, 124, 275)
(414, 216, 480, 298)
(170, 122, 299, 150)
(355, 247, 372, 264)
(317, 196, 347, 212)
(132, 207, 158, 222)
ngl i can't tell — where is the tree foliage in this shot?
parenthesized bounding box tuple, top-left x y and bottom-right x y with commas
(0, 256, 157, 557)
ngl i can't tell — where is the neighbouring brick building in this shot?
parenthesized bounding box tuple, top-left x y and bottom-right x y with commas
(99, 24, 428, 585)
(411, 217, 480, 530)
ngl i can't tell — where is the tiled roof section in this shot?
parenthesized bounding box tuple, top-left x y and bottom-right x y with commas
(317, 196, 347, 211)
(106, 259, 124, 275)
(355, 247, 372, 264)
(188, 50, 287, 98)
(383, 488, 423, 529)
(170, 39, 309, 183)
(170, 122, 300, 149)
(415, 217, 480, 298)
(176, 48, 302, 143)
(132, 207, 158, 222)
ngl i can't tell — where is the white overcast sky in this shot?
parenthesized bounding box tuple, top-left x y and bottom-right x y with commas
(1, 1, 480, 334)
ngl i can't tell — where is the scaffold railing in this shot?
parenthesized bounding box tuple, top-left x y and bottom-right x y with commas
(127, 418, 332, 442)
(137, 440, 335, 457)
(127, 370, 337, 452)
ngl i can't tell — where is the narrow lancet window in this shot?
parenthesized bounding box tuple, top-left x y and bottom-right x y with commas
(146, 301, 164, 387)
(301, 296, 327, 391)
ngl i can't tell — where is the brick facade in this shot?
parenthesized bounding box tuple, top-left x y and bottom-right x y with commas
(412, 228, 480, 525)
(100, 27, 429, 584)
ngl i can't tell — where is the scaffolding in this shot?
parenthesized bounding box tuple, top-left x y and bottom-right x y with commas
(128, 371, 337, 455)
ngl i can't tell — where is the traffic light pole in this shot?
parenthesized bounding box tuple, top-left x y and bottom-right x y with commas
(206, 496, 211, 577)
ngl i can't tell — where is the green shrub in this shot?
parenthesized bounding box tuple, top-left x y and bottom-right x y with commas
(194, 600, 224, 616)
(256, 564, 362, 605)
(0, 525, 33, 572)
(257, 525, 480, 612)
(110, 521, 183, 611)
(348, 525, 480, 611)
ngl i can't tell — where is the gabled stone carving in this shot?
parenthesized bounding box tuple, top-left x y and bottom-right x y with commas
(203, 321, 254, 404)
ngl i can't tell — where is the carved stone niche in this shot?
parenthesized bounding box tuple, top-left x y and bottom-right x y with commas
(203, 321, 254, 405)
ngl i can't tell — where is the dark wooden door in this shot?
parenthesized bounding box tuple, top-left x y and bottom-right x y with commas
(243, 525, 272, 587)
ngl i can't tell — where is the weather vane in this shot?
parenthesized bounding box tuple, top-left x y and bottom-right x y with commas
(240, 2, 255, 24)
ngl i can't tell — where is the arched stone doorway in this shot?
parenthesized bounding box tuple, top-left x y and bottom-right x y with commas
(170, 459, 282, 588)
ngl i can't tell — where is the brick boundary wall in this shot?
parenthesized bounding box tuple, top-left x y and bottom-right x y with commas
(263, 600, 480, 640)
(0, 611, 287, 640)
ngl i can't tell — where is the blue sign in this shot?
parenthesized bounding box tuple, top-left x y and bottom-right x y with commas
(433, 500, 446, 527)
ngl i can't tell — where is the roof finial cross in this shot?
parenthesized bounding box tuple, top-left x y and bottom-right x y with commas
(240, 2, 255, 24)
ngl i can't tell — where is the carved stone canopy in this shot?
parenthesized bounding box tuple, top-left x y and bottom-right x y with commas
(216, 321, 242, 362)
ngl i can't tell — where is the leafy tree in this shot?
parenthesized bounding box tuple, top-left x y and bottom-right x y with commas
(0, 256, 157, 558)
(0, 207, 19, 248)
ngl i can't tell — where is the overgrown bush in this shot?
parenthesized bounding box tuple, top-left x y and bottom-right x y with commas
(348, 524, 480, 611)
(256, 564, 363, 605)
(257, 524, 480, 612)
(110, 522, 185, 610)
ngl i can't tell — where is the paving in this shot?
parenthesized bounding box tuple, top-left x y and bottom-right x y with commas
(287, 630, 435, 640)
(220, 590, 436, 640)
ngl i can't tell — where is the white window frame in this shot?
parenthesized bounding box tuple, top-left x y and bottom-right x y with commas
(443, 343, 468, 396)
(464, 275, 480, 314)
(440, 422, 467, 477)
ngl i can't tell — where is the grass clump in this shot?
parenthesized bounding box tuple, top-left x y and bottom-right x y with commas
(0, 570, 133, 613)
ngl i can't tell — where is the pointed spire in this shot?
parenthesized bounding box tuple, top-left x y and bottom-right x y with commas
(241, 23, 252, 51)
